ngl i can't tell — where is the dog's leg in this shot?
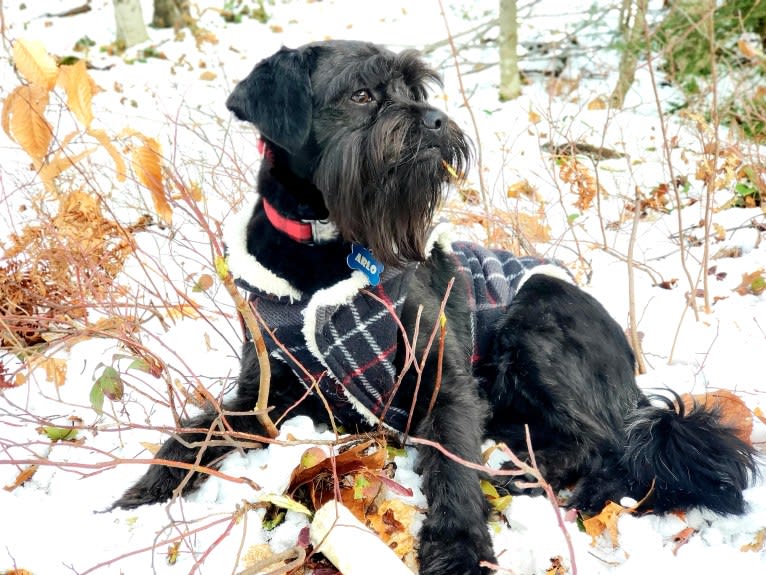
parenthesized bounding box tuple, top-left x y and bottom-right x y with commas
(112, 346, 323, 509)
(415, 372, 495, 575)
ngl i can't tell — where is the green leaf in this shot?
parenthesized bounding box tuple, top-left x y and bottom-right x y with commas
(97, 366, 123, 400)
(735, 182, 757, 197)
(42, 426, 78, 442)
(90, 381, 105, 413)
(262, 508, 286, 531)
(386, 445, 407, 459)
(353, 474, 370, 500)
(90, 366, 123, 413)
(127, 358, 151, 373)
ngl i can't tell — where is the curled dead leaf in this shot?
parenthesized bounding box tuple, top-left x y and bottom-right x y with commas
(288, 439, 387, 521)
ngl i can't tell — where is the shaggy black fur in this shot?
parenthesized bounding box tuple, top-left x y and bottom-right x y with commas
(113, 40, 757, 575)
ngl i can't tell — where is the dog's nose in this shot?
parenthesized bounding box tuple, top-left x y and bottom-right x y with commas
(422, 109, 447, 131)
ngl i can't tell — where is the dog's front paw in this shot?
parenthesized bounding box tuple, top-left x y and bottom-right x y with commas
(418, 523, 495, 575)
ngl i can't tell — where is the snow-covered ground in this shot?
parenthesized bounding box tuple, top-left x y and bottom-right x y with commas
(1, 1, 765, 573)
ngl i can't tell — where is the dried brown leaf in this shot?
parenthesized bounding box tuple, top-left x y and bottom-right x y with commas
(56, 60, 95, 128)
(89, 128, 128, 181)
(5, 84, 53, 161)
(38, 145, 95, 191)
(367, 499, 418, 561)
(734, 269, 766, 297)
(741, 528, 766, 552)
(3, 465, 38, 491)
(132, 137, 171, 225)
(559, 157, 599, 211)
(682, 390, 753, 445)
(582, 501, 627, 547)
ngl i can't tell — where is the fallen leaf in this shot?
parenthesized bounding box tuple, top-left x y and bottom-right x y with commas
(737, 37, 763, 60)
(289, 439, 387, 522)
(734, 269, 766, 296)
(682, 390, 753, 444)
(741, 528, 766, 552)
(546, 555, 567, 575)
(582, 501, 627, 547)
(4, 465, 38, 491)
(367, 499, 418, 561)
(656, 279, 678, 290)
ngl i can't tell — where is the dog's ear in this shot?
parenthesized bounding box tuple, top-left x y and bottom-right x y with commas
(226, 46, 313, 153)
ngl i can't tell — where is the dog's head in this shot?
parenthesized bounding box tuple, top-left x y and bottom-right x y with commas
(226, 40, 471, 267)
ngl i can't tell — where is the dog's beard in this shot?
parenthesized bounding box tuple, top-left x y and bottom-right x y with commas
(314, 109, 471, 267)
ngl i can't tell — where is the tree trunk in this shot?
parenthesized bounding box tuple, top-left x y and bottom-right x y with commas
(113, 0, 149, 48)
(610, 0, 648, 108)
(499, 0, 521, 101)
(152, 0, 192, 29)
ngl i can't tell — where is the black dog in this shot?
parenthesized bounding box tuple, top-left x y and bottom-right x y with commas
(114, 41, 756, 574)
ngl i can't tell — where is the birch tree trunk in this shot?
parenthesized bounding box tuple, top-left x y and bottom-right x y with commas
(113, 0, 149, 48)
(499, 0, 521, 101)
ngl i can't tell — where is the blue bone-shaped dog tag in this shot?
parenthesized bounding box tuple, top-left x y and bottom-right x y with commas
(347, 244, 384, 286)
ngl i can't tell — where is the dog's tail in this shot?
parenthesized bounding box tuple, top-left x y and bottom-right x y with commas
(624, 393, 758, 515)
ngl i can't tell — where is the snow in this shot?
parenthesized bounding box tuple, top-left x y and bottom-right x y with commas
(1, 0, 765, 574)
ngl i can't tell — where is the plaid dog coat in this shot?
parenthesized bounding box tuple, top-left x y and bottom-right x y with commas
(226, 207, 567, 431)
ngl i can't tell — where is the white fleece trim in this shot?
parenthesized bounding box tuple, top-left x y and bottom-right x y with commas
(300, 270, 386, 426)
(516, 263, 576, 293)
(223, 197, 303, 301)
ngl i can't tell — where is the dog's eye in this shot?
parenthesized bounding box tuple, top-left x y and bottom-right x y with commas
(350, 89, 373, 104)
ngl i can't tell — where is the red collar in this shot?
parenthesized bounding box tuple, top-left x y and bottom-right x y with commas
(262, 197, 339, 245)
